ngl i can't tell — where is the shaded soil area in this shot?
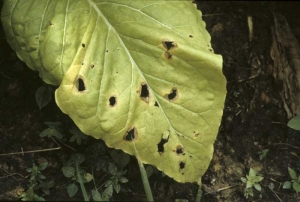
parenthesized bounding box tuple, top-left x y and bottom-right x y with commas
(1, 1, 300, 202)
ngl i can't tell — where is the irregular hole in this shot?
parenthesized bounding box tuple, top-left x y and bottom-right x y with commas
(175, 145, 184, 155)
(154, 101, 159, 107)
(109, 96, 116, 107)
(164, 51, 172, 60)
(165, 87, 178, 101)
(124, 127, 137, 141)
(75, 77, 86, 92)
(162, 39, 177, 50)
(140, 83, 149, 103)
(157, 131, 170, 153)
(179, 162, 185, 169)
(82, 43, 86, 48)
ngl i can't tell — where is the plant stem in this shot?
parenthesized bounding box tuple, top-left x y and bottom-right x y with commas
(138, 159, 154, 201)
(76, 165, 89, 201)
(133, 142, 154, 201)
(195, 183, 203, 202)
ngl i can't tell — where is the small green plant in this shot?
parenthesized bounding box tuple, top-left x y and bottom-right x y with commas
(241, 168, 264, 199)
(69, 127, 88, 145)
(39, 121, 64, 140)
(283, 167, 300, 193)
(61, 154, 92, 200)
(258, 149, 269, 160)
(20, 162, 54, 201)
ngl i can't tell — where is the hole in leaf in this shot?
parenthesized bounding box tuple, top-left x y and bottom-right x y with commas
(175, 145, 184, 155)
(82, 43, 86, 48)
(139, 83, 149, 103)
(124, 127, 137, 141)
(109, 96, 116, 107)
(75, 77, 86, 92)
(179, 162, 185, 169)
(154, 101, 159, 107)
(157, 131, 170, 153)
(165, 87, 178, 101)
(164, 51, 172, 60)
(162, 39, 177, 50)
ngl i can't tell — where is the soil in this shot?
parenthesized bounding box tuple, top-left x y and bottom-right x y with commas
(1, 1, 300, 202)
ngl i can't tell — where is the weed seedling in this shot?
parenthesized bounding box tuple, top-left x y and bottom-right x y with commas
(241, 168, 264, 198)
(283, 167, 300, 193)
(20, 162, 53, 201)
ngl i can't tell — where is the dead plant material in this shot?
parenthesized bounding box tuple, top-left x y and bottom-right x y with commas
(270, 12, 300, 118)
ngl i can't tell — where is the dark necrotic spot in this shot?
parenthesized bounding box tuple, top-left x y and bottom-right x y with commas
(162, 39, 177, 50)
(157, 134, 169, 153)
(91, 64, 94, 69)
(109, 96, 116, 106)
(176, 145, 184, 155)
(124, 127, 136, 141)
(140, 83, 149, 98)
(188, 34, 193, 38)
(82, 43, 85, 48)
(179, 162, 185, 169)
(154, 101, 159, 107)
(75, 78, 86, 92)
(164, 51, 172, 60)
(168, 88, 177, 101)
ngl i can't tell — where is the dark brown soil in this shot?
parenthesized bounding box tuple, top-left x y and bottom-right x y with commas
(1, 1, 300, 202)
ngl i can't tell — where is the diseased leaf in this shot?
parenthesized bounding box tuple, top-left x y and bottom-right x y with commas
(1, 0, 226, 183)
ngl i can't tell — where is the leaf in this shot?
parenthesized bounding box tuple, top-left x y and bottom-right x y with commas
(108, 162, 118, 176)
(69, 127, 88, 145)
(146, 165, 154, 178)
(288, 115, 300, 130)
(102, 185, 113, 201)
(2, 0, 226, 183)
(62, 166, 75, 178)
(246, 181, 253, 189)
(249, 168, 257, 177)
(39, 128, 63, 139)
(67, 184, 78, 198)
(241, 177, 247, 184)
(118, 177, 128, 184)
(44, 121, 62, 128)
(293, 181, 300, 193)
(253, 183, 262, 192)
(288, 167, 297, 180)
(38, 162, 48, 171)
(92, 189, 102, 201)
(35, 86, 52, 109)
(283, 181, 292, 189)
(110, 149, 130, 169)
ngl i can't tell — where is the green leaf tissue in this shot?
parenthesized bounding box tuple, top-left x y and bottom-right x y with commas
(1, 0, 226, 184)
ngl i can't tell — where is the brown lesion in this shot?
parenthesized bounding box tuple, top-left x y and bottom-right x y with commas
(174, 145, 184, 155)
(123, 127, 137, 141)
(138, 82, 150, 103)
(164, 87, 178, 102)
(162, 39, 178, 51)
